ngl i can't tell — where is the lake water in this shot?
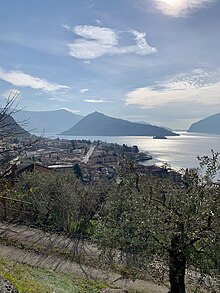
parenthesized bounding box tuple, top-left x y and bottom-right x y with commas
(42, 132, 220, 171)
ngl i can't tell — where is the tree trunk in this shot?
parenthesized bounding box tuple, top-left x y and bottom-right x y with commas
(169, 235, 186, 293)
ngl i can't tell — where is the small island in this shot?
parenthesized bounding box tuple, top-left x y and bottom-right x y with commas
(153, 135, 167, 139)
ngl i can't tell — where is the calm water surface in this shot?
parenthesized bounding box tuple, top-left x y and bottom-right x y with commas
(43, 132, 220, 171)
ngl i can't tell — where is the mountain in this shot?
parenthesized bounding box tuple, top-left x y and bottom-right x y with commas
(61, 111, 178, 136)
(0, 113, 30, 138)
(136, 121, 151, 125)
(188, 113, 220, 135)
(137, 121, 173, 131)
(12, 109, 83, 134)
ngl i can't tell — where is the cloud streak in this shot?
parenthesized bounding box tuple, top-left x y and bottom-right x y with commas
(0, 68, 69, 92)
(79, 88, 89, 93)
(84, 99, 110, 103)
(154, 0, 214, 17)
(125, 69, 220, 108)
(61, 107, 81, 113)
(68, 25, 157, 60)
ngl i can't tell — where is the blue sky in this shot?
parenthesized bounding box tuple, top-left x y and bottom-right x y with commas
(0, 0, 220, 129)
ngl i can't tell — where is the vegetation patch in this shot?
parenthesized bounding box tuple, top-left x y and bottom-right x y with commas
(0, 256, 109, 293)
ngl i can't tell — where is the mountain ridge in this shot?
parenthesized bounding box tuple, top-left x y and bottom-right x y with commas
(61, 111, 178, 136)
(188, 113, 220, 135)
(12, 109, 83, 134)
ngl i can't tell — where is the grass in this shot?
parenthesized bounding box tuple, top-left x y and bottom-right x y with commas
(0, 256, 108, 293)
(0, 256, 145, 293)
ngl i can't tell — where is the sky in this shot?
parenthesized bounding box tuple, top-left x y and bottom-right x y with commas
(0, 0, 220, 130)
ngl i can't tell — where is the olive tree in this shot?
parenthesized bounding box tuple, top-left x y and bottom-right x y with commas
(13, 170, 109, 237)
(95, 153, 220, 293)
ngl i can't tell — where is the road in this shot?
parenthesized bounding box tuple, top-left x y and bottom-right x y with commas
(82, 146, 96, 164)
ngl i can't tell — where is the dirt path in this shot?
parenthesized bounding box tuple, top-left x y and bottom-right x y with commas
(0, 222, 168, 293)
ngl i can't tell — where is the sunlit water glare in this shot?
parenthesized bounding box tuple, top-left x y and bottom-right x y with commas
(41, 132, 220, 171)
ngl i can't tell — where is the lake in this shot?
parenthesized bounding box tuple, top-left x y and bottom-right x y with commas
(42, 132, 220, 171)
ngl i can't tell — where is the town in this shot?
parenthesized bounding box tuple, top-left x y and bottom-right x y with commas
(0, 134, 183, 183)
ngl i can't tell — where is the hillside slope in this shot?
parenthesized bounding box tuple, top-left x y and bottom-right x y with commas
(0, 113, 30, 138)
(0, 222, 168, 293)
(188, 113, 220, 134)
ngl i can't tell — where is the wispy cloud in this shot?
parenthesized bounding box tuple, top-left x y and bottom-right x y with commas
(95, 19, 101, 25)
(0, 68, 69, 93)
(129, 30, 156, 55)
(62, 24, 71, 31)
(61, 107, 81, 113)
(79, 88, 89, 93)
(68, 25, 157, 60)
(49, 97, 68, 102)
(154, 0, 215, 17)
(125, 68, 220, 108)
(84, 99, 110, 103)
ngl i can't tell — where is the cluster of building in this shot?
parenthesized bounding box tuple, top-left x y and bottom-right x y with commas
(0, 135, 182, 183)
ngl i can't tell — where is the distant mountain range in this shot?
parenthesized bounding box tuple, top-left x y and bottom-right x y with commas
(0, 113, 30, 138)
(12, 109, 83, 134)
(188, 113, 220, 135)
(61, 111, 178, 136)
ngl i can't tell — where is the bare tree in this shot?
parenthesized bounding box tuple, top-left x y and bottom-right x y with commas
(0, 91, 42, 179)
